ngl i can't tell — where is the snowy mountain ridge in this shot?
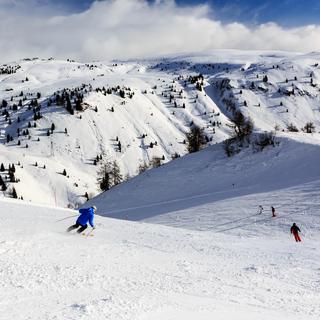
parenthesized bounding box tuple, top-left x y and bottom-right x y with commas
(0, 50, 320, 207)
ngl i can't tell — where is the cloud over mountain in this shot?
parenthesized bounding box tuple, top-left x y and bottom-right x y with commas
(1, 0, 320, 62)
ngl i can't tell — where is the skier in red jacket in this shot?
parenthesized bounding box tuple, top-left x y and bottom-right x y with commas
(290, 223, 302, 242)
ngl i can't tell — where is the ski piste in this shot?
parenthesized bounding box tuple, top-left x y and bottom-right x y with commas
(1, 198, 318, 319)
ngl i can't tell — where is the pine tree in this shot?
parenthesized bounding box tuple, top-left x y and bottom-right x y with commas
(231, 111, 253, 141)
(111, 161, 122, 186)
(75, 99, 83, 111)
(11, 187, 18, 199)
(98, 163, 112, 191)
(9, 171, 15, 182)
(66, 95, 73, 114)
(0, 163, 5, 172)
(186, 126, 207, 153)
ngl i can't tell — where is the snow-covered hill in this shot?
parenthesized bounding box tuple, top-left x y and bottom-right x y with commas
(87, 133, 320, 232)
(0, 57, 231, 207)
(0, 50, 320, 207)
(1, 50, 320, 319)
(1, 197, 319, 320)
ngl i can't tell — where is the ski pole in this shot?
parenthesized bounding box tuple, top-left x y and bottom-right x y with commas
(55, 214, 78, 222)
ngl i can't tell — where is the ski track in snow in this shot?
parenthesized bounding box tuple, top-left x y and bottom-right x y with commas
(0, 198, 319, 320)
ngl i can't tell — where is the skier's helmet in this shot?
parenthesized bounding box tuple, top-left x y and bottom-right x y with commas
(92, 205, 97, 212)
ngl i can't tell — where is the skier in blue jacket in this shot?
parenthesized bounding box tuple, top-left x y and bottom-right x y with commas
(67, 206, 96, 233)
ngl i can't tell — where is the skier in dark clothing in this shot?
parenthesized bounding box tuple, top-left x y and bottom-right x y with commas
(271, 206, 276, 217)
(67, 206, 96, 233)
(258, 205, 264, 214)
(290, 223, 302, 242)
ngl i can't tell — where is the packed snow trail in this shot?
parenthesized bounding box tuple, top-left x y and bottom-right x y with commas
(88, 136, 320, 224)
(0, 198, 319, 320)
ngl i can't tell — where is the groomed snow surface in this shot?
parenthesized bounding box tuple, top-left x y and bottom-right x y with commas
(1, 177, 319, 320)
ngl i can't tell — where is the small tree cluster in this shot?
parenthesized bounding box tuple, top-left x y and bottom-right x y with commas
(138, 162, 149, 174)
(303, 122, 315, 133)
(287, 123, 299, 132)
(186, 126, 207, 153)
(2, 164, 17, 183)
(230, 111, 253, 141)
(0, 64, 21, 75)
(93, 154, 103, 165)
(254, 132, 276, 151)
(98, 161, 123, 191)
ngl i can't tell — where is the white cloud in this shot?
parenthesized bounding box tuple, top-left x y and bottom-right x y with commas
(0, 0, 320, 62)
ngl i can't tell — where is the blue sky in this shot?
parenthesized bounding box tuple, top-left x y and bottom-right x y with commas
(54, 0, 320, 27)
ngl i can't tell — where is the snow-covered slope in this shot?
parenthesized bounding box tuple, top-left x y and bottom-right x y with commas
(1, 198, 319, 320)
(87, 134, 320, 225)
(1, 50, 320, 320)
(0, 57, 230, 207)
(1, 50, 320, 208)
